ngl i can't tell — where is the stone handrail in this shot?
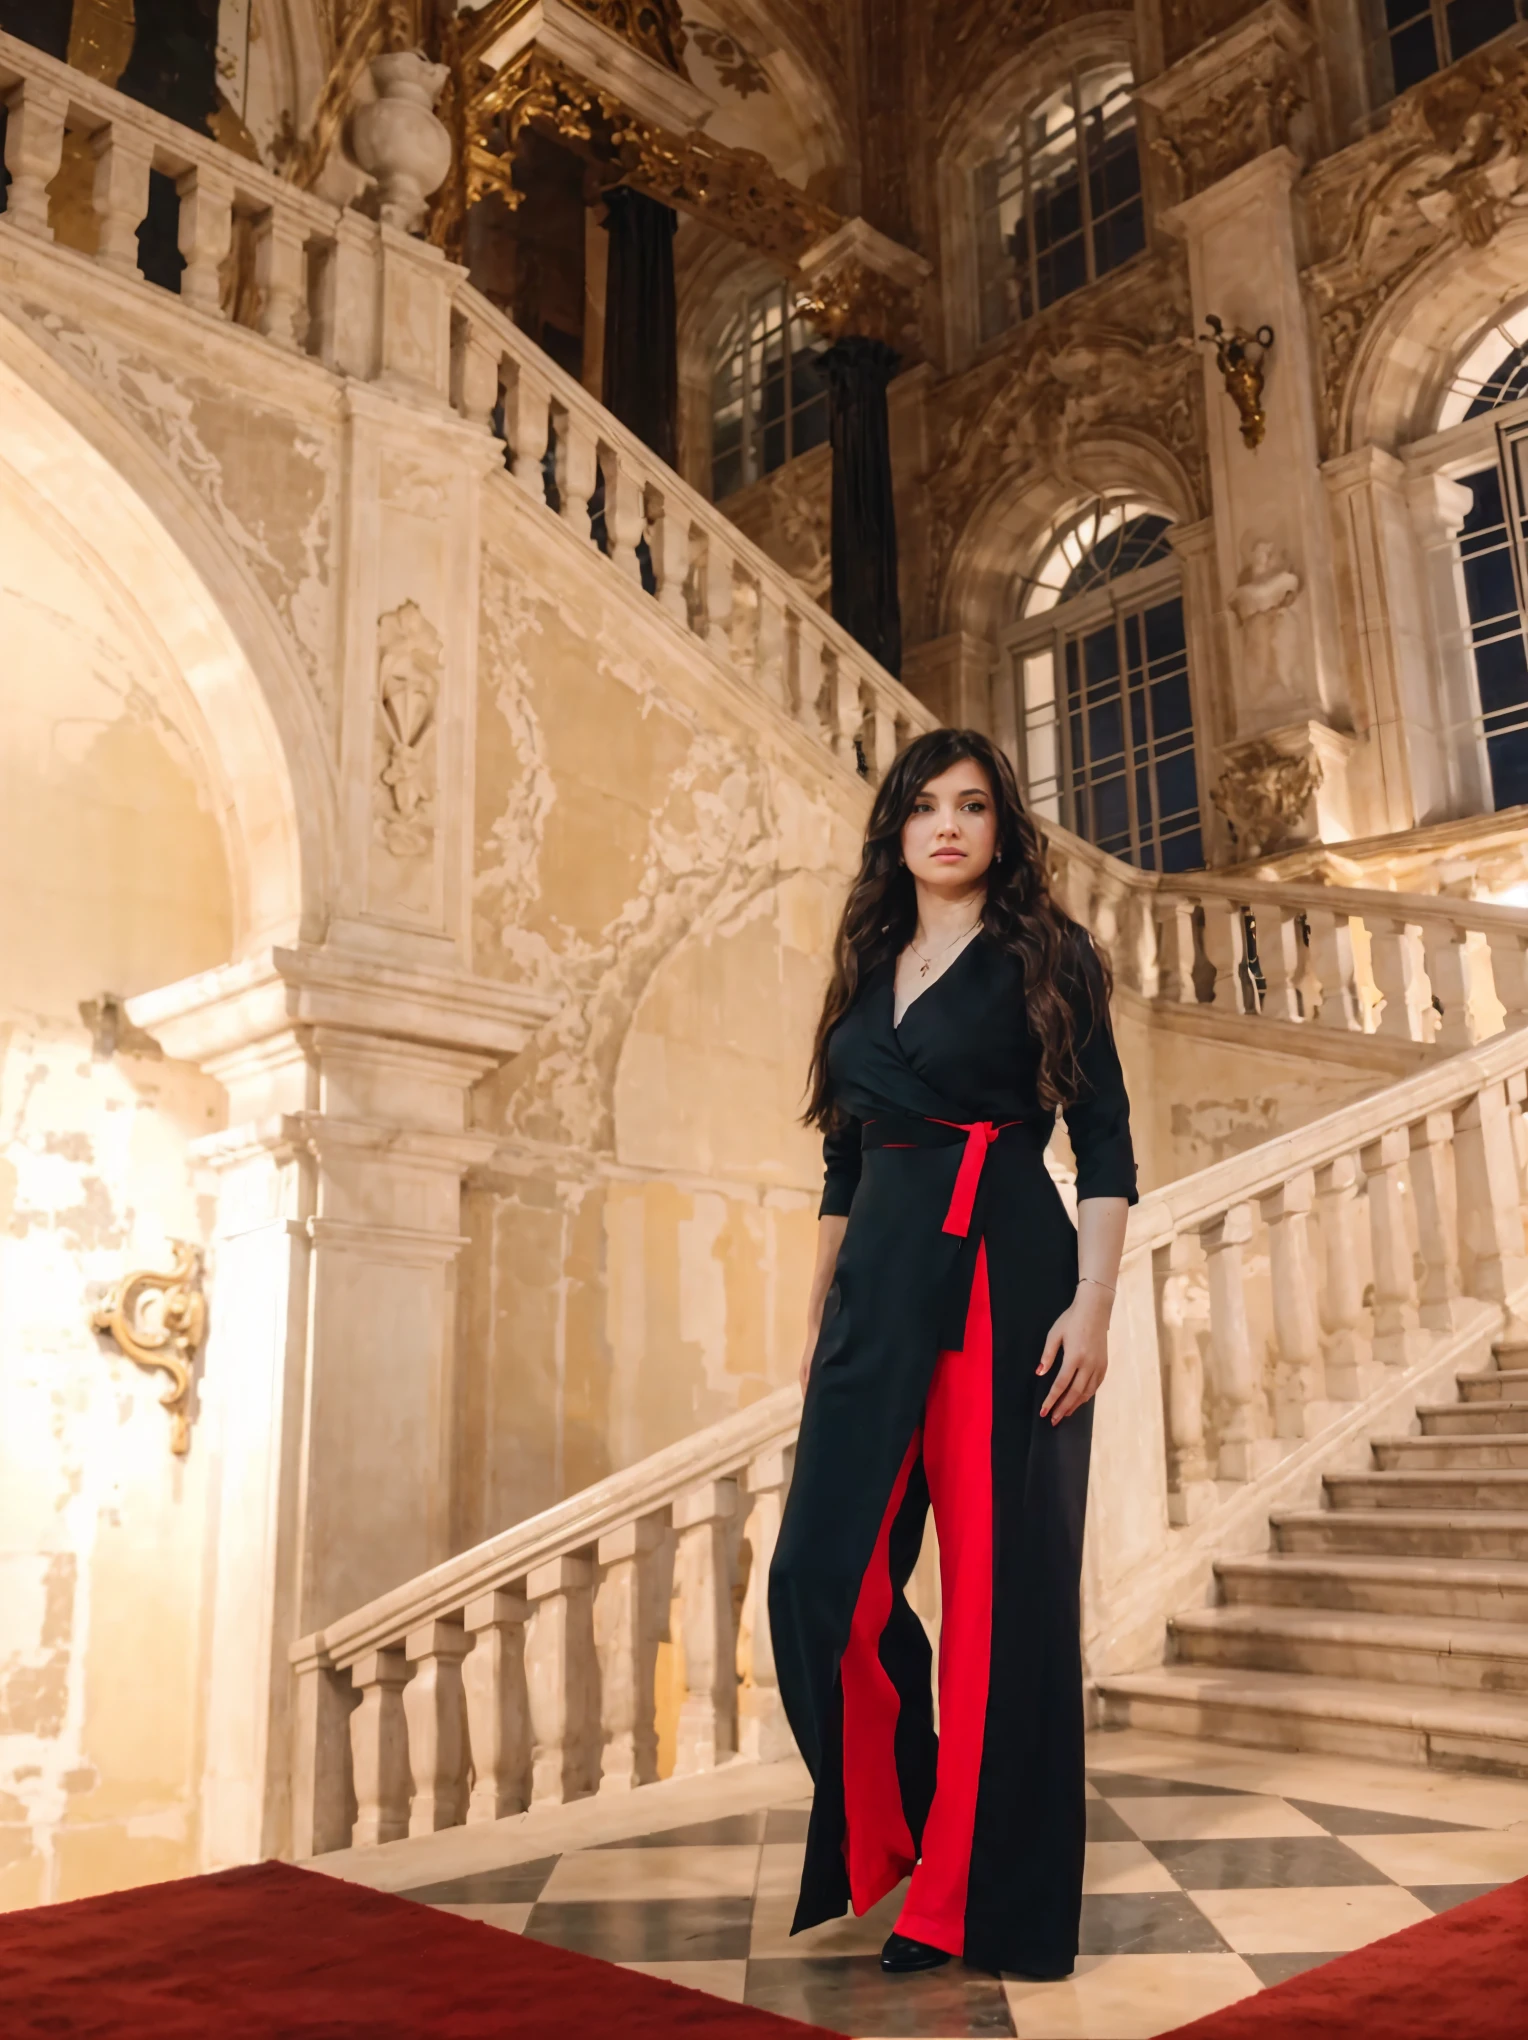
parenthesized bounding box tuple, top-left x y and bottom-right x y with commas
(288, 1021, 1528, 1859)
(447, 279, 931, 785)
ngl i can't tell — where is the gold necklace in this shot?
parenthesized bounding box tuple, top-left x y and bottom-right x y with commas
(909, 917, 982, 980)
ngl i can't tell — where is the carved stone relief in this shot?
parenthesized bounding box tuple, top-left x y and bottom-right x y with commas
(375, 600, 443, 859)
(1212, 738, 1322, 859)
(1304, 44, 1528, 443)
(1142, 13, 1313, 205)
(1230, 539, 1306, 730)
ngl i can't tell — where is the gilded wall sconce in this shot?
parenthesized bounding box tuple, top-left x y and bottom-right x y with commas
(91, 1242, 207, 1455)
(1202, 315, 1275, 450)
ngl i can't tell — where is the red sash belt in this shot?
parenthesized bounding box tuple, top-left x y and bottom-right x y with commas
(860, 1116, 1024, 1239)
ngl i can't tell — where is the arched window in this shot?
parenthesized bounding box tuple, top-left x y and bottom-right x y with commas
(711, 283, 829, 499)
(1370, 0, 1526, 103)
(1414, 306, 1528, 812)
(974, 63, 1144, 344)
(1003, 499, 1203, 870)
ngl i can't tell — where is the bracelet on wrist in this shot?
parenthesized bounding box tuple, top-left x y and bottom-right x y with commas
(1078, 1275, 1116, 1296)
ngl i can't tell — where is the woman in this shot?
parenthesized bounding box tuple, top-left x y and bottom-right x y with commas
(767, 727, 1135, 1982)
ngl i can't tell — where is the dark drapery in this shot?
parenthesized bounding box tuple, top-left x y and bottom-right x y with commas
(600, 185, 678, 468)
(825, 336, 902, 678)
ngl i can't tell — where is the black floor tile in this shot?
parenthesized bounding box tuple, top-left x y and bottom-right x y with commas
(1243, 1951, 1343, 1986)
(1078, 1892, 1229, 1955)
(525, 1896, 753, 1962)
(764, 1806, 813, 1843)
(595, 1811, 767, 1848)
(1147, 1836, 1395, 1890)
(745, 1955, 1016, 2037)
(1410, 1882, 1504, 1913)
(1087, 1771, 1247, 1799)
(1286, 1799, 1480, 1836)
(1086, 1799, 1137, 1842)
(400, 1856, 558, 1904)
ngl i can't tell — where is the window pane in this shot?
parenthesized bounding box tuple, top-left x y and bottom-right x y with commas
(1446, 0, 1518, 61)
(1389, 15, 1441, 90)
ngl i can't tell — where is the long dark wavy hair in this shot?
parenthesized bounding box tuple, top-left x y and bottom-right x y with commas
(804, 728, 1110, 1130)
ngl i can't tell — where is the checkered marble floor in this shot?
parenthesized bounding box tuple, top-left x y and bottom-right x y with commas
(394, 1729, 1528, 2038)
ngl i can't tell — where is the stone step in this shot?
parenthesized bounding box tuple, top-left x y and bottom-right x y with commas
(1493, 1340, 1528, 1368)
(1170, 1604, 1528, 1693)
(1325, 1468, 1528, 1510)
(1273, 1508, 1528, 1560)
(1459, 1368, 1528, 1402)
(1094, 1664, 1528, 1775)
(1420, 1399, 1528, 1435)
(1215, 1553, 1528, 1623)
(1371, 1434, 1528, 1470)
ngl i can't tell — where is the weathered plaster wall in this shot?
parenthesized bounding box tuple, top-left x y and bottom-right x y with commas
(0, 462, 231, 1907)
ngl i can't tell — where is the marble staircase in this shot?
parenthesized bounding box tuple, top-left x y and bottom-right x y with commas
(1097, 1339, 1528, 1774)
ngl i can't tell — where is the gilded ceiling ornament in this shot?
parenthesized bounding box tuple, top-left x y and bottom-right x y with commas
(91, 1244, 208, 1456)
(575, 0, 688, 72)
(797, 258, 917, 349)
(1201, 315, 1274, 450)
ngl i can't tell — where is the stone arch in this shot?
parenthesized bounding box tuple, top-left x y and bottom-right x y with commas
(943, 429, 1199, 648)
(933, 11, 1138, 367)
(1341, 215, 1528, 454)
(0, 314, 326, 958)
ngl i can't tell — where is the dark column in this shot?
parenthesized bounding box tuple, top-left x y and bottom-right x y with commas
(824, 336, 902, 679)
(600, 184, 678, 468)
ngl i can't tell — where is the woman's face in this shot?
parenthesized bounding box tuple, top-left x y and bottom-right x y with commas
(901, 758, 998, 895)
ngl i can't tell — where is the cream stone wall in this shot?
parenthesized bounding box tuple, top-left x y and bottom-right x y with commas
(0, 459, 231, 1907)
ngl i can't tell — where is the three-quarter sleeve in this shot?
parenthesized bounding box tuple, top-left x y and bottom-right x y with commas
(819, 1112, 863, 1218)
(1060, 935, 1138, 1206)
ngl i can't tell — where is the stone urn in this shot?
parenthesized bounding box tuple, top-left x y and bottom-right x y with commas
(349, 50, 452, 236)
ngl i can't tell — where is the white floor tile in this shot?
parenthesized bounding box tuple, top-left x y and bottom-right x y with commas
(1082, 1842, 1181, 1895)
(434, 1901, 533, 1932)
(536, 1843, 760, 1903)
(1114, 1795, 1328, 1842)
(1003, 1952, 1261, 2039)
(621, 1958, 748, 2002)
(1190, 1882, 1433, 1953)
(1340, 1826, 1528, 1888)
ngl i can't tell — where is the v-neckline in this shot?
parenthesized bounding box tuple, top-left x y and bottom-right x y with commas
(892, 926, 983, 1033)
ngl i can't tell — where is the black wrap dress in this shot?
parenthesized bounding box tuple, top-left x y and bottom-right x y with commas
(767, 928, 1137, 1979)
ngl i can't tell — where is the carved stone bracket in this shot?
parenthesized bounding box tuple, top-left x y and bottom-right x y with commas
(795, 217, 930, 351)
(1139, 1, 1315, 207)
(1212, 735, 1322, 860)
(91, 1242, 208, 1455)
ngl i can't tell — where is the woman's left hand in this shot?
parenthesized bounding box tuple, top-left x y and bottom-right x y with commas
(1037, 1284, 1111, 1424)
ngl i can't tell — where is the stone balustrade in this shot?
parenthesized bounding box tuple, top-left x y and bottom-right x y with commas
(448, 281, 925, 787)
(288, 1386, 799, 1857)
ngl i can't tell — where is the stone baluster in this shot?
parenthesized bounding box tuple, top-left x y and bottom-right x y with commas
(1419, 923, 1474, 1049)
(1486, 926, 1528, 1030)
(556, 410, 600, 541)
(671, 1478, 739, 1776)
(868, 688, 899, 783)
(738, 1448, 796, 1760)
(89, 126, 153, 279)
(593, 1514, 669, 1793)
(599, 444, 646, 587)
(1201, 1204, 1269, 1481)
(1118, 891, 1159, 1000)
(1305, 907, 1363, 1030)
(1199, 899, 1249, 1014)
(1155, 1236, 1215, 1524)
(795, 619, 828, 744)
(1155, 898, 1199, 1004)
(1260, 1171, 1324, 1436)
(1360, 1128, 1423, 1366)
(348, 1649, 413, 1846)
(290, 1655, 355, 1859)
(1254, 903, 1302, 1021)
(524, 1555, 598, 1805)
(829, 658, 862, 768)
(402, 1619, 472, 1835)
(450, 315, 501, 431)
(1454, 1080, 1528, 1307)
(702, 534, 736, 659)
(252, 205, 310, 350)
(1368, 917, 1432, 1041)
(1409, 1111, 1464, 1332)
(462, 1588, 531, 1823)
(754, 586, 789, 710)
(503, 359, 552, 501)
(176, 164, 236, 315)
(1, 77, 68, 239)
(1508, 1071, 1528, 1201)
(1313, 1154, 1373, 1399)
(647, 488, 691, 624)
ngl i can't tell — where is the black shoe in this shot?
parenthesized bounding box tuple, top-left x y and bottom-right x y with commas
(880, 1931, 951, 1973)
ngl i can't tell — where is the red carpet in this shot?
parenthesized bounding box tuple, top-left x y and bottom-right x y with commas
(0, 1859, 834, 2038)
(1160, 1874, 1528, 2037)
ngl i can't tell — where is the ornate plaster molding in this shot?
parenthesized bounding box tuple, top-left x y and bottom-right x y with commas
(796, 216, 930, 347)
(1139, 0, 1315, 208)
(91, 1243, 207, 1455)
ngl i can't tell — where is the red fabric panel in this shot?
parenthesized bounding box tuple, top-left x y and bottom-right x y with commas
(0, 1860, 835, 2039)
(895, 1241, 995, 1957)
(839, 1430, 922, 1912)
(1155, 1873, 1528, 2038)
